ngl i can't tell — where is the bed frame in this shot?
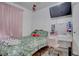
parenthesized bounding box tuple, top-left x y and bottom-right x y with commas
(32, 46, 49, 56)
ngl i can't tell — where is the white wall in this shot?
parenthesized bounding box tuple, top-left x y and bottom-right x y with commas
(32, 7, 51, 32)
(32, 4, 72, 34)
(22, 9, 32, 36)
(7, 2, 72, 36)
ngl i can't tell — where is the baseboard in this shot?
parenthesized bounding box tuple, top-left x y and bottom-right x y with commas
(72, 53, 79, 56)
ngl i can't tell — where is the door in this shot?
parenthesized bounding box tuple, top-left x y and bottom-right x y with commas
(72, 3, 79, 55)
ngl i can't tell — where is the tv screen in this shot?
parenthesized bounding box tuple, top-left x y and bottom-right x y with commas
(49, 2, 72, 18)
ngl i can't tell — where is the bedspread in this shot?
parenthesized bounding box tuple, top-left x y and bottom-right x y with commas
(0, 36, 47, 56)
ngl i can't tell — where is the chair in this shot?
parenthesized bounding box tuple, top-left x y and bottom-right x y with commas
(46, 34, 63, 56)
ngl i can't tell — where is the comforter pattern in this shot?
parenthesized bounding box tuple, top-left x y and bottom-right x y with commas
(0, 36, 47, 56)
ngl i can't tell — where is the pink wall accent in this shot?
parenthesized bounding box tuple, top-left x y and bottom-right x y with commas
(0, 3, 23, 39)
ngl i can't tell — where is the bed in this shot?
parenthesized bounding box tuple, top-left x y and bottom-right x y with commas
(0, 30, 48, 56)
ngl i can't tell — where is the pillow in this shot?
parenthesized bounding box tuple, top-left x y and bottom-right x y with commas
(32, 34, 40, 37)
(31, 30, 48, 37)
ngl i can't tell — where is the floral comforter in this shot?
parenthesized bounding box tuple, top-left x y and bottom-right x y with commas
(0, 36, 47, 56)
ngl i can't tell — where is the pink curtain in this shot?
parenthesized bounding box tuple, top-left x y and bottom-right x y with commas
(0, 3, 23, 39)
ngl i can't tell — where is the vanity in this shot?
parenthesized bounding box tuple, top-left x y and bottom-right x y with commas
(48, 34, 72, 56)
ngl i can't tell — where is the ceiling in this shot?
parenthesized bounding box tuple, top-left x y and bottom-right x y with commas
(13, 2, 58, 11)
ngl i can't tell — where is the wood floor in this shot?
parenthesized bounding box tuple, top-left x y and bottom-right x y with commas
(32, 46, 70, 56)
(32, 46, 49, 56)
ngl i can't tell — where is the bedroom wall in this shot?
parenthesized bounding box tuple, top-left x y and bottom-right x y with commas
(32, 3, 72, 34)
(22, 9, 32, 36)
(6, 2, 72, 36)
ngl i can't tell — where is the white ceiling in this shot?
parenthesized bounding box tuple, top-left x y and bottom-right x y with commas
(13, 2, 58, 11)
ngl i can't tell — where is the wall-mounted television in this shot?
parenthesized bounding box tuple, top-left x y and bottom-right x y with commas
(49, 2, 72, 18)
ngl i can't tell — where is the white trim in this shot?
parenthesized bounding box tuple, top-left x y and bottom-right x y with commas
(5, 2, 65, 12)
(72, 53, 79, 56)
(5, 2, 29, 11)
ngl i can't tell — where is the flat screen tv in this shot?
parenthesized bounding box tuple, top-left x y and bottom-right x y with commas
(49, 2, 72, 18)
